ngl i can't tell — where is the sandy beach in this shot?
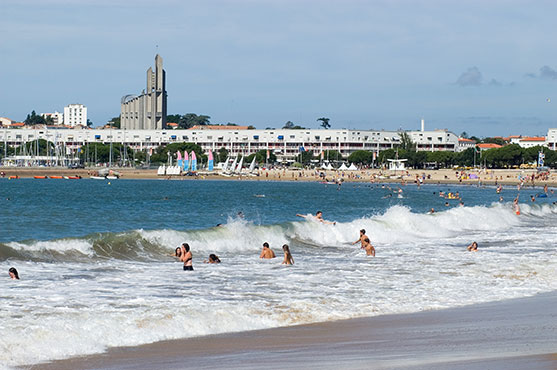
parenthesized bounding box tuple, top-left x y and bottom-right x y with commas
(36, 292, 557, 370)
(2, 167, 557, 187)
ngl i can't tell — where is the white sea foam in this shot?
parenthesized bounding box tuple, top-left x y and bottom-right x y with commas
(1, 204, 557, 368)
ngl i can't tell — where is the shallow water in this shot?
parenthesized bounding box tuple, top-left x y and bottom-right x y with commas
(1, 179, 556, 368)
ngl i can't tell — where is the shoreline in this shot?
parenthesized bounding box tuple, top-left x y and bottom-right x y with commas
(36, 292, 557, 370)
(2, 167, 557, 187)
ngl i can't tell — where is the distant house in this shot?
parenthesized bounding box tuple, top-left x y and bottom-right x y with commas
(0, 117, 14, 127)
(518, 136, 546, 148)
(476, 143, 502, 151)
(457, 138, 476, 152)
(8, 122, 26, 128)
(167, 122, 179, 129)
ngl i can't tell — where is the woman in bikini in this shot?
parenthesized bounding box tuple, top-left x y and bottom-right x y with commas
(282, 244, 294, 265)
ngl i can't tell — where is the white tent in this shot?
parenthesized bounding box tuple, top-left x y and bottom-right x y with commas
(387, 159, 407, 171)
(338, 163, 349, 171)
(326, 163, 334, 170)
(348, 163, 358, 171)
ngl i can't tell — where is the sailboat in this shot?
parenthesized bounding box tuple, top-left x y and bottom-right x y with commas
(234, 156, 244, 175)
(222, 156, 237, 177)
(248, 157, 257, 176)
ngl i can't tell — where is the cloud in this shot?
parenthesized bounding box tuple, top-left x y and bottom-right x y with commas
(525, 65, 557, 80)
(455, 67, 482, 86)
(539, 65, 557, 80)
(488, 78, 502, 86)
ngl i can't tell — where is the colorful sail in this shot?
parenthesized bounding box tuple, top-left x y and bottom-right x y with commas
(208, 150, 214, 171)
(191, 151, 197, 172)
(183, 151, 190, 171)
(176, 151, 183, 169)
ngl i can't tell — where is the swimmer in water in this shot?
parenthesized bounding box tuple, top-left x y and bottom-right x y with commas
(352, 229, 368, 248)
(204, 254, 221, 263)
(428, 208, 435, 214)
(467, 241, 478, 252)
(9, 267, 19, 280)
(282, 244, 294, 265)
(296, 211, 336, 225)
(260, 242, 276, 259)
(362, 237, 376, 256)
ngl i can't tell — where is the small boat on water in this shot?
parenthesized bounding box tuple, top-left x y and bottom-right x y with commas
(90, 176, 106, 180)
(34, 176, 47, 179)
(8, 176, 19, 179)
(50, 176, 64, 179)
(64, 176, 82, 180)
(106, 175, 118, 180)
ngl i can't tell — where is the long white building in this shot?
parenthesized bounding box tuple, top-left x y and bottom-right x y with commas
(0, 127, 459, 162)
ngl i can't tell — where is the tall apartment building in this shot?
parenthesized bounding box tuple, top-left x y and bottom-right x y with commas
(63, 104, 87, 126)
(120, 54, 167, 130)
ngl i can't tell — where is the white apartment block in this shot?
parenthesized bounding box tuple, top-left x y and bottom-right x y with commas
(457, 138, 476, 152)
(63, 104, 87, 127)
(0, 117, 14, 126)
(0, 127, 459, 162)
(41, 111, 64, 125)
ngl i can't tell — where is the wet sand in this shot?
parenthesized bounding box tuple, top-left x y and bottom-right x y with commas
(2, 167, 557, 187)
(37, 292, 557, 370)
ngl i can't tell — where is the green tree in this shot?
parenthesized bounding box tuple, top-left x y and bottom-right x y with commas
(398, 131, 416, 151)
(22, 139, 55, 156)
(482, 137, 506, 146)
(283, 121, 294, 129)
(166, 114, 181, 123)
(24, 110, 46, 125)
(426, 151, 456, 168)
(323, 149, 343, 161)
(317, 117, 330, 129)
(217, 147, 229, 163)
(79, 143, 132, 164)
(108, 116, 120, 129)
(460, 131, 468, 139)
(245, 149, 277, 164)
(347, 150, 373, 164)
(178, 114, 211, 129)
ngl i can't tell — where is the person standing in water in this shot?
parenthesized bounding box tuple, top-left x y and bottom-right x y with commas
(173, 243, 193, 270)
(282, 244, 294, 265)
(361, 237, 375, 256)
(260, 242, 276, 259)
(352, 229, 368, 248)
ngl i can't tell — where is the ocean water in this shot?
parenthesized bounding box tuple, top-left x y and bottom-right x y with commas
(1, 178, 556, 368)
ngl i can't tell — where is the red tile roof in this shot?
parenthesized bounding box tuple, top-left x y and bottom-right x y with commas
(476, 143, 502, 149)
(189, 125, 249, 130)
(520, 137, 545, 141)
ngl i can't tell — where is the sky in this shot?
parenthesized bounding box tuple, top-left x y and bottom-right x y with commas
(1, 0, 557, 137)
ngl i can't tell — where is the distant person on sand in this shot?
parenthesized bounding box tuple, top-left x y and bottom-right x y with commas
(296, 211, 336, 225)
(467, 241, 478, 252)
(172, 243, 193, 270)
(352, 229, 368, 248)
(362, 237, 375, 256)
(260, 242, 276, 259)
(9, 267, 19, 280)
(282, 244, 294, 265)
(204, 254, 221, 264)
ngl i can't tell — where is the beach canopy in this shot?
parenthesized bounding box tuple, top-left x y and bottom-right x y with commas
(338, 163, 349, 171)
(348, 163, 358, 171)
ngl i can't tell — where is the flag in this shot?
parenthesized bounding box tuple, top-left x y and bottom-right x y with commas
(538, 151, 545, 167)
(373, 151, 377, 160)
(299, 146, 305, 152)
(266, 150, 270, 159)
(320, 151, 324, 160)
(208, 150, 214, 171)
